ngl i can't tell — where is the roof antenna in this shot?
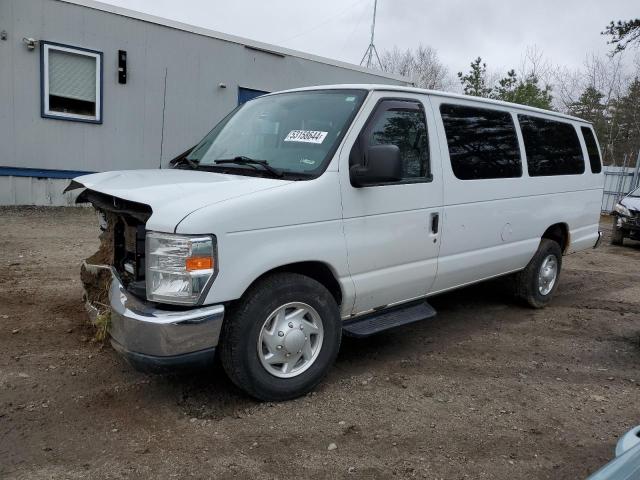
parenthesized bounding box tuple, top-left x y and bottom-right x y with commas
(359, 0, 381, 69)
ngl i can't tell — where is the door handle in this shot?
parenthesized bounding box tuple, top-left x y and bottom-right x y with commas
(430, 213, 439, 234)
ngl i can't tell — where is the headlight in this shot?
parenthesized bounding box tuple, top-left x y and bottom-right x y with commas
(146, 232, 216, 305)
(614, 203, 631, 217)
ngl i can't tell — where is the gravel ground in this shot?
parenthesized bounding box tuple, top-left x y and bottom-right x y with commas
(1, 207, 640, 479)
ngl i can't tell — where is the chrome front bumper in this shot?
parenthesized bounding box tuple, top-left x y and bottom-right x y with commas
(108, 272, 224, 371)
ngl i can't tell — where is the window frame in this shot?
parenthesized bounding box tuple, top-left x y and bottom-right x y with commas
(350, 97, 433, 187)
(40, 41, 103, 124)
(439, 102, 523, 181)
(580, 126, 603, 174)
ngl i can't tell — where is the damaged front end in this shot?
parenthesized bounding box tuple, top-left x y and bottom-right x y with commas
(76, 189, 152, 322)
(67, 182, 224, 372)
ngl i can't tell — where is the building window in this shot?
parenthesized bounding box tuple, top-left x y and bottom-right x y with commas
(41, 42, 102, 123)
(518, 115, 585, 176)
(440, 104, 522, 180)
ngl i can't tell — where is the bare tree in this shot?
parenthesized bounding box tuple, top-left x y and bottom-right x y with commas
(518, 45, 553, 86)
(552, 65, 584, 112)
(553, 54, 625, 111)
(552, 54, 628, 164)
(380, 44, 452, 90)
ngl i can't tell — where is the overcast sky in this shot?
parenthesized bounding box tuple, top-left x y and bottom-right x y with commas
(100, 0, 638, 78)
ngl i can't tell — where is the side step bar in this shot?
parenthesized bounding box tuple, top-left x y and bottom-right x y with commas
(342, 301, 437, 338)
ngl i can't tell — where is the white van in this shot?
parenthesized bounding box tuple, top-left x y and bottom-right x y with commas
(68, 85, 604, 401)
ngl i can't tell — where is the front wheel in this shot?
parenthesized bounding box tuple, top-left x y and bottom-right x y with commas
(220, 273, 342, 401)
(514, 239, 562, 309)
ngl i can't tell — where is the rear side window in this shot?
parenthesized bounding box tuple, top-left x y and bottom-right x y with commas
(518, 115, 585, 176)
(440, 104, 522, 180)
(581, 127, 602, 173)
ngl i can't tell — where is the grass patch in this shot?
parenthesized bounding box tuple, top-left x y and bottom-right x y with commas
(94, 311, 111, 343)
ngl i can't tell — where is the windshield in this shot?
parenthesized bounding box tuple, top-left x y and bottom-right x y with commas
(187, 89, 367, 178)
(629, 186, 640, 198)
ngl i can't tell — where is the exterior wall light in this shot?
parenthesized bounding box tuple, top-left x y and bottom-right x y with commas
(22, 37, 37, 50)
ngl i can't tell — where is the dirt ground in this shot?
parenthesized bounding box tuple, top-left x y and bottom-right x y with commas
(1, 207, 640, 480)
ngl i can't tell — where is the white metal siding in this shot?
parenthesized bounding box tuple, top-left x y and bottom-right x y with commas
(0, 0, 407, 197)
(0, 176, 81, 206)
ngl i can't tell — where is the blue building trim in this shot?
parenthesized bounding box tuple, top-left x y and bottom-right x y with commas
(0, 166, 95, 179)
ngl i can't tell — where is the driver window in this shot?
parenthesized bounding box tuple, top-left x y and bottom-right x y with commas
(366, 101, 430, 180)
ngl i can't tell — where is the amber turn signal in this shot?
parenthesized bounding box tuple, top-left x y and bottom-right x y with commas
(185, 256, 213, 271)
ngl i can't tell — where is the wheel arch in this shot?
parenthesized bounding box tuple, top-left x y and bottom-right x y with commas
(238, 261, 344, 307)
(541, 223, 570, 254)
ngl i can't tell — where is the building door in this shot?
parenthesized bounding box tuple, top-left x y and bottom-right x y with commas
(238, 87, 269, 105)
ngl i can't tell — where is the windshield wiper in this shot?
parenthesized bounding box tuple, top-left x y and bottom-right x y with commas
(214, 156, 283, 178)
(171, 156, 200, 170)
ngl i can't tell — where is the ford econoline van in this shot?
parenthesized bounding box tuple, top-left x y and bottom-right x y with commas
(67, 85, 604, 401)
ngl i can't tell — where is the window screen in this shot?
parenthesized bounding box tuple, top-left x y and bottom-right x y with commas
(440, 104, 521, 180)
(518, 115, 584, 176)
(581, 127, 602, 174)
(42, 43, 102, 123)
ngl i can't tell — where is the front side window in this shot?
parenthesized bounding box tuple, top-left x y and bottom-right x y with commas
(41, 42, 102, 123)
(367, 102, 429, 179)
(440, 104, 522, 180)
(518, 115, 585, 176)
(349, 99, 430, 183)
(188, 89, 367, 178)
(581, 126, 602, 173)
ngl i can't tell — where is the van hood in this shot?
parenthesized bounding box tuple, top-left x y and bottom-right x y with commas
(621, 195, 640, 213)
(72, 169, 291, 232)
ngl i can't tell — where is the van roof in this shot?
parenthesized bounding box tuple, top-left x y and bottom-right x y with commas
(276, 84, 590, 124)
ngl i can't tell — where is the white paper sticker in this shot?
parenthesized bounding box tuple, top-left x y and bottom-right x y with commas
(284, 130, 328, 144)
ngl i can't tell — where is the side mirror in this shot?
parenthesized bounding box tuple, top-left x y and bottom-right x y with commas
(350, 144, 402, 187)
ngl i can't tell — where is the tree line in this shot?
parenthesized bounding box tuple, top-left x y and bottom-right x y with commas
(379, 19, 640, 166)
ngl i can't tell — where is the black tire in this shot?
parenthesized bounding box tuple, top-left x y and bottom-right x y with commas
(219, 272, 342, 401)
(514, 239, 562, 309)
(611, 217, 625, 246)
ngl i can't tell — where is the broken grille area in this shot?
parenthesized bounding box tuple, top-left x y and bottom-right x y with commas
(113, 215, 146, 296)
(77, 189, 152, 299)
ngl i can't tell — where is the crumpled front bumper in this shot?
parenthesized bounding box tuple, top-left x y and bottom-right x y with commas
(108, 271, 225, 372)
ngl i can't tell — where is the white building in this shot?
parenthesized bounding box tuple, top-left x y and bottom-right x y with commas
(0, 0, 408, 205)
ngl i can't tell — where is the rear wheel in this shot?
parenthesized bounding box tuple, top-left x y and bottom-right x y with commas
(515, 239, 562, 309)
(220, 272, 341, 401)
(611, 217, 625, 246)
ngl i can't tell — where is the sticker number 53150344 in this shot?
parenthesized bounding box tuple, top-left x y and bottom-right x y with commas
(284, 130, 328, 144)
